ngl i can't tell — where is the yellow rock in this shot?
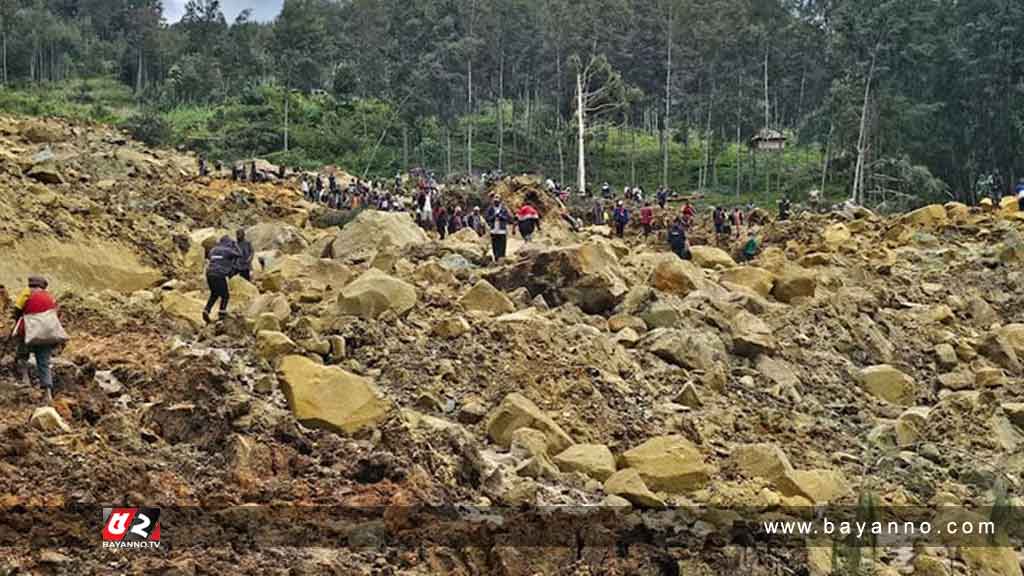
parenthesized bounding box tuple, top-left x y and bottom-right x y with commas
(960, 546, 1022, 576)
(1000, 196, 1020, 214)
(460, 280, 515, 315)
(552, 444, 617, 481)
(895, 406, 931, 446)
(336, 269, 417, 319)
(603, 468, 665, 508)
(277, 355, 391, 434)
(858, 364, 917, 405)
(651, 259, 704, 295)
(255, 330, 297, 362)
(731, 443, 793, 481)
(822, 223, 852, 249)
(902, 204, 949, 227)
(719, 266, 776, 298)
(161, 291, 207, 328)
(772, 267, 817, 303)
(690, 245, 736, 270)
(0, 237, 162, 294)
(485, 393, 574, 454)
(774, 469, 851, 504)
(621, 435, 715, 494)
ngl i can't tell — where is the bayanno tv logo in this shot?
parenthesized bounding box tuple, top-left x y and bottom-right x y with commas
(102, 508, 162, 549)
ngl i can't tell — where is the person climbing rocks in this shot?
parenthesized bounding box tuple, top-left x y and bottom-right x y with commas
(640, 201, 654, 237)
(713, 206, 726, 238)
(778, 197, 792, 221)
(1017, 178, 1024, 212)
(516, 203, 541, 242)
(434, 204, 449, 239)
(668, 217, 691, 260)
(612, 201, 630, 238)
(236, 229, 254, 282)
(681, 200, 696, 227)
(656, 187, 668, 210)
(731, 207, 744, 238)
(13, 276, 62, 404)
(203, 236, 241, 324)
(741, 231, 761, 262)
(301, 177, 311, 201)
(592, 199, 604, 226)
(485, 197, 513, 262)
(198, 156, 207, 177)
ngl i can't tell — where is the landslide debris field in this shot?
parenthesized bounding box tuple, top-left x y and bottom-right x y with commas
(2, 116, 1024, 575)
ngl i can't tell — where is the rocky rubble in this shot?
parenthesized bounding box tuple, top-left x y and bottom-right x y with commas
(1, 117, 1023, 575)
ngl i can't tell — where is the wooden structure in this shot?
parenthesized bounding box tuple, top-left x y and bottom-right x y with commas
(750, 128, 787, 152)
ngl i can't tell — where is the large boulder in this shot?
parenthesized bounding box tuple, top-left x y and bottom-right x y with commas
(246, 222, 309, 254)
(460, 280, 515, 315)
(644, 329, 728, 371)
(261, 254, 354, 293)
(246, 293, 292, 321)
(604, 468, 665, 508)
(326, 211, 428, 262)
(1, 238, 163, 294)
(552, 444, 617, 481)
(775, 469, 851, 504)
(690, 246, 736, 270)
(256, 331, 298, 362)
(161, 291, 207, 328)
(772, 267, 817, 303)
(277, 355, 390, 434)
(719, 267, 776, 298)
(731, 443, 793, 481)
(902, 204, 949, 228)
(729, 310, 777, 357)
(822, 223, 852, 249)
(485, 393, 573, 454)
(485, 242, 627, 314)
(650, 258, 704, 296)
(336, 269, 417, 319)
(621, 435, 715, 494)
(858, 365, 917, 405)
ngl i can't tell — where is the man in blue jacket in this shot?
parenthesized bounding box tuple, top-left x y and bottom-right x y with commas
(203, 236, 241, 324)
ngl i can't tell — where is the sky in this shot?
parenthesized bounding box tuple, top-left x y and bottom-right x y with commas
(163, 0, 284, 24)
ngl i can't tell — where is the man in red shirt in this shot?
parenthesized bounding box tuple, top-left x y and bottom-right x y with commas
(640, 201, 654, 237)
(14, 276, 58, 402)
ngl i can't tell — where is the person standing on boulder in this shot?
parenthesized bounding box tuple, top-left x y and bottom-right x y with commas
(13, 277, 60, 403)
(203, 236, 241, 325)
(668, 217, 691, 260)
(485, 198, 513, 262)
(235, 229, 254, 282)
(731, 207, 744, 238)
(612, 201, 630, 238)
(640, 201, 654, 237)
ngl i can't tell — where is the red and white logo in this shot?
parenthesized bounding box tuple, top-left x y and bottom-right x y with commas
(102, 508, 161, 549)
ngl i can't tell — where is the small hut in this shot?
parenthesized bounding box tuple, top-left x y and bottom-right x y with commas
(750, 128, 787, 152)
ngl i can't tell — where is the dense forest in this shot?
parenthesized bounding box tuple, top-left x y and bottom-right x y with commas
(1, 0, 1023, 206)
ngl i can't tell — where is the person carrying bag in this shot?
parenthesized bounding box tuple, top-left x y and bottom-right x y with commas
(12, 276, 66, 403)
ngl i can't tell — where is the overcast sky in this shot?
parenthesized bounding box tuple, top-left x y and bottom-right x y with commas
(164, 0, 283, 24)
